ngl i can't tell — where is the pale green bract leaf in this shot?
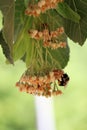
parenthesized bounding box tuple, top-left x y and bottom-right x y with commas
(13, 16, 33, 62)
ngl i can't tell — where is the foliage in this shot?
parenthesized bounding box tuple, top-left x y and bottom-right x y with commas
(0, 31, 13, 64)
(62, 0, 87, 45)
(0, 0, 14, 63)
(0, 0, 87, 88)
(0, 0, 87, 67)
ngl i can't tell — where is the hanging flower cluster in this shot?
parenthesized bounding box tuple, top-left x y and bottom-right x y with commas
(15, 0, 70, 97)
(43, 41, 66, 49)
(28, 27, 66, 49)
(28, 27, 64, 40)
(16, 68, 69, 97)
(25, 0, 63, 17)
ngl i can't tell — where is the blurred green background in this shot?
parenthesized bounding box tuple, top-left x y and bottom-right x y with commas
(0, 11, 87, 130)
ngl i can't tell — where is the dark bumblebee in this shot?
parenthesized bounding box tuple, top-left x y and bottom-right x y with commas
(58, 73, 69, 86)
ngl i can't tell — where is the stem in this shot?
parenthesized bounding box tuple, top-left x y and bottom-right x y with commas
(29, 41, 35, 65)
(45, 48, 48, 65)
(72, 0, 77, 12)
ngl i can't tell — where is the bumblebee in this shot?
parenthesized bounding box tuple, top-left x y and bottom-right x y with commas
(58, 73, 69, 86)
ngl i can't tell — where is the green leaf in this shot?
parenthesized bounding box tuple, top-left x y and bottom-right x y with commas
(0, 31, 13, 64)
(13, 0, 32, 61)
(0, 0, 14, 52)
(48, 43, 70, 69)
(13, 16, 33, 61)
(13, 35, 28, 61)
(24, 0, 30, 7)
(14, 0, 26, 41)
(0, 11, 3, 30)
(56, 2, 80, 23)
(25, 38, 33, 67)
(62, 0, 87, 45)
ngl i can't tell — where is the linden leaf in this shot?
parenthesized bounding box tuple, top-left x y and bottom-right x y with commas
(0, 31, 13, 64)
(48, 43, 70, 69)
(0, 0, 14, 52)
(62, 0, 87, 45)
(56, 2, 80, 23)
(14, 0, 26, 41)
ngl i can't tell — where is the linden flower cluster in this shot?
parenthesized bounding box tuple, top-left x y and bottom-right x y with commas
(43, 41, 66, 49)
(29, 27, 64, 40)
(16, 69, 69, 97)
(28, 27, 66, 49)
(25, 0, 63, 17)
